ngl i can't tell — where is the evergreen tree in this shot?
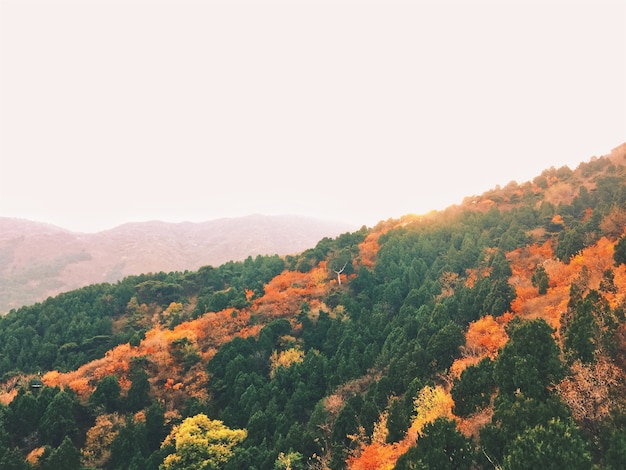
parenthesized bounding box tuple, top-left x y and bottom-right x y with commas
(38, 390, 79, 447)
(42, 436, 82, 470)
(394, 418, 474, 470)
(531, 265, 550, 295)
(502, 418, 591, 470)
(614, 234, 626, 266)
(127, 368, 151, 412)
(494, 319, 564, 399)
(89, 374, 121, 412)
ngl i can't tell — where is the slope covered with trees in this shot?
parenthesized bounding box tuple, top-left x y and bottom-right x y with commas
(0, 214, 354, 314)
(1, 143, 625, 469)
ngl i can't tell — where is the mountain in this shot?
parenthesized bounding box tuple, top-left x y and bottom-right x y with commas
(1, 143, 626, 469)
(0, 214, 357, 313)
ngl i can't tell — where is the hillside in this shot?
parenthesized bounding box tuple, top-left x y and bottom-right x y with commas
(0, 143, 625, 469)
(0, 214, 356, 314)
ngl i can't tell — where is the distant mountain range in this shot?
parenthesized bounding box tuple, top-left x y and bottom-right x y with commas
(0, 214, 357, 313)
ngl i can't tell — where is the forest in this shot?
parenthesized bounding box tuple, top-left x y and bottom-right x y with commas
(1, 146, 626, 469)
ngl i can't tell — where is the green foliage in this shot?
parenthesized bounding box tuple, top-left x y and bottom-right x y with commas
(394, 418, 475, 470)
(386, 398, 411, 443)
(480, 394, 572, 466)
(531, 265, 550, 294)
(451, 356, 495, 417)
(109, 416, 149, 470)
(502, 418, 591, 470)
(89, 374, 121, 412)
(494, 319, 564, 399)
(41, 435, 82, 470)
(614, 234, 626, 266)
(38, 389, 80, 447)
(126, 368, 152, 412)
(563, 296, 599, 363)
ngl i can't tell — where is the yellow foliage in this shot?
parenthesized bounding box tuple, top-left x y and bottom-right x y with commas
(161, 413, 246, 470)
(269, 347, 305, 378)
(410, 385, 454, 438)
(82, 413, 124, 468)
(310, 263, 329, 286)
(372, 411, 389, 444)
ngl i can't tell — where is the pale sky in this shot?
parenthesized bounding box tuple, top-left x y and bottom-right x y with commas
(1, 0, 624, 233)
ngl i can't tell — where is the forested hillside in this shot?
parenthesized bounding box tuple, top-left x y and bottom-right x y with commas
(1, 143, 625, 469)
(0, 214, 354, 314)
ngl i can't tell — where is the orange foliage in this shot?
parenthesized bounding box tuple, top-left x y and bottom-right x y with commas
(465, 315, 508, 357)
(358, 232, 381, 269)
(456, 406, 494, 440)
(348, 441, 399, 470)
(551, 214, 565, 226)
(26, 447, 45, 466)
(350, 385, 456, 469)
(252, 262, 328, 317)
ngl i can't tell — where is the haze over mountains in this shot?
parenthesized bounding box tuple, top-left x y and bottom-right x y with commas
(0, 214, 356, 313)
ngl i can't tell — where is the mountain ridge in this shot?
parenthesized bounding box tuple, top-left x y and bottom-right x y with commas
(0, 214, 357, 313)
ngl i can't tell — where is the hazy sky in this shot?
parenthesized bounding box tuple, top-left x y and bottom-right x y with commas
(1, 0, 624, 233)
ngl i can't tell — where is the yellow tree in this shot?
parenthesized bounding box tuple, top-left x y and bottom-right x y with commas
(160, 414, 246, 470)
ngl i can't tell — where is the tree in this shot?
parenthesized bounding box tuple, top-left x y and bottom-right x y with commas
(42, 435, 82, 470)
(38, 390, 79, 447)
(394, 418, 474, 470)
(0, 446, 30, 470)
(146, 400, 167, 452)
(127, 368, 151, 412)
(494, 319, 564, 399)
(502, 418, 591, 470)
(564, 297, 598, 363)
(89, 374, 121, 412)
(160, 414, 246, 470)
(614, 234, 626, 266)
(7, 389, 40, 440)
(386, 398, 410, 443)
(109, 416, 148, 470)
(531, 265, 549, 295)
(451, 356, 495, 417)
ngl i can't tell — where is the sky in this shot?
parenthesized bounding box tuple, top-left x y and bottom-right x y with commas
(1, 0, 624, 233)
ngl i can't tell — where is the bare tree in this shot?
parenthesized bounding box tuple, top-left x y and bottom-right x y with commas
(333, 261, 348, 285)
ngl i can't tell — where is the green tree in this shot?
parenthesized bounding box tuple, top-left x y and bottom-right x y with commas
(386, 398, 410, 443)
(394, 418, 474, 470)
(451, 356, 495, 417)
(127, 368, 151, 412)
(89, 374, 121, 412)
(502, 418, 591, 470)
(480, 395, 571, 465)
(531, 265, 549, 295)
(146, 400, 167, 452)
(109, 416, 148, 470)
(494, 319, 564, 399)
(42, 435, 82, 470)
(7, 389, 40, 440)
(564, 297, 598, 363)
(614, 234, 626, 266)
(605, 429, 626, 470)
(160, 414, 246, 470)
(38, 390, 79, 447)
(0, 446, 30, 470)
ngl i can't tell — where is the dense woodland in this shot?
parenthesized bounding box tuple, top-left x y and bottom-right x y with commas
(1, 145, 626, 469)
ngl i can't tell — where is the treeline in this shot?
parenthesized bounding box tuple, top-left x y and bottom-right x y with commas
(0, 254, 286, 378)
